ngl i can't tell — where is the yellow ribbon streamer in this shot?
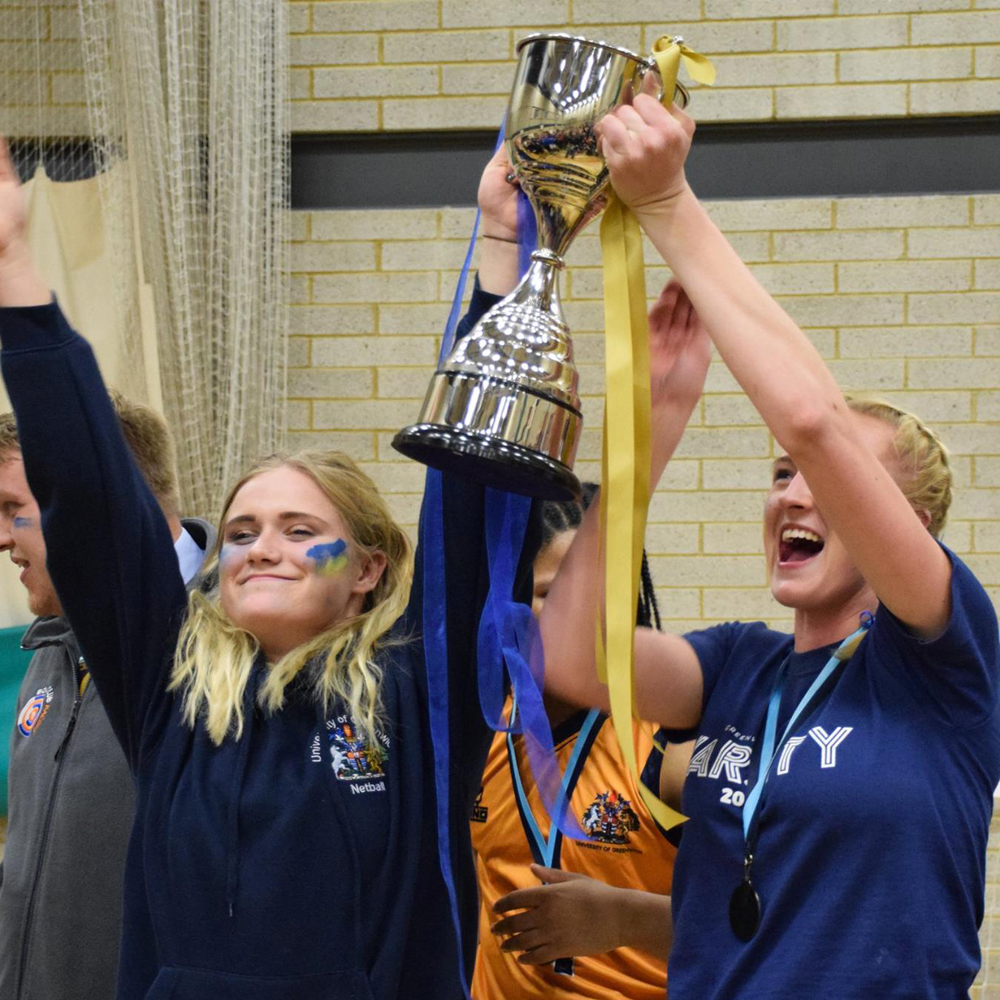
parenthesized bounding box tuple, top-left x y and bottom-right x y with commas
(596, 39, 714, 833)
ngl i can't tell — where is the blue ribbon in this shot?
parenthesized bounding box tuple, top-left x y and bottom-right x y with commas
(421, 123, 583, 997)
(420, 124, 504, 998)
(476, 484, 588, 841)
(516, 187, 537, 277)
(474, 183, 586, 840)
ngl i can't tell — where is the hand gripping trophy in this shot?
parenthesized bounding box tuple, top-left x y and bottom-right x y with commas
(394, 33, 708, 500)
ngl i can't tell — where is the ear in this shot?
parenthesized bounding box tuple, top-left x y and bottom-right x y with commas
(914, 507, 932, 531)
(352, 549, 388, 596)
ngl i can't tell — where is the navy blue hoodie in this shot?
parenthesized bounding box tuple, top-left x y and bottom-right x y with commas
(0, 283, 540, 1000)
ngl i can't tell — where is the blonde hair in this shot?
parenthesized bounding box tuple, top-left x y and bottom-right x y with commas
(168, 450, 413, 748)
(106, 389, 180, 515)
(0, 393, 179, 512)
(845, 396, 953, 537)
(0, 411, 17, 460)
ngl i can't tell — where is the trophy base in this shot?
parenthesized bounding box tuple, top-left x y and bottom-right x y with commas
(393, 424, 581, 501)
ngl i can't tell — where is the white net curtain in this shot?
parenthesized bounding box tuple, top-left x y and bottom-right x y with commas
(80, 0, 290, 515)
(2, 1, 289, 518)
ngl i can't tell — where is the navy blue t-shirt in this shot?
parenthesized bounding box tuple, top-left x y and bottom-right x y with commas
(666, 547, 1000, 1000)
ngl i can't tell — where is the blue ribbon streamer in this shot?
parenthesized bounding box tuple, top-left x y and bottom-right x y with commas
(421, 122, 582, 997)
(516, 187, 537, 277)
(421, 123, 505, 998)
(476, 486, 588, 840)
(475, 183, 587, 840)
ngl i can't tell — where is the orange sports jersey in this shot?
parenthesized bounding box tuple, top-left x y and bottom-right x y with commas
(471, 701, 676, 1000)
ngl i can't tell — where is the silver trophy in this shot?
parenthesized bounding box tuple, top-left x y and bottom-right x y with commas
(393, 33, 688, 500)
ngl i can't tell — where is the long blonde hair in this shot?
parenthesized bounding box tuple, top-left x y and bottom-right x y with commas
(168, 451, 413, 747)
(845, 396, 953, 537)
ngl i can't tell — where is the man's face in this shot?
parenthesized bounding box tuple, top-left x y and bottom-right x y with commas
(0, 450, 61, 617)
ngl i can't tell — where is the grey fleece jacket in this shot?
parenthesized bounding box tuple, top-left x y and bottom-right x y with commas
(0, 516, 214, 1000)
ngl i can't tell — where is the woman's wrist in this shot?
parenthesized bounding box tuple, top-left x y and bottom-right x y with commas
(0, 241, 51, 307)
(481, 222, 519, 242)
(631, 181, 695, 231)
(478, 232, 520, 296)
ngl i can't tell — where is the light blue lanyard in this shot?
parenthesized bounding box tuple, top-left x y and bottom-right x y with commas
(742, 621, 870, 844)
(507, 699, 603, 866)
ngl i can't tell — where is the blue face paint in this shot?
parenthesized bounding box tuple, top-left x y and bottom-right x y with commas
(219, 544, 242, 570)
(307, 539, 349, 576)
(12, 516, 33, 530)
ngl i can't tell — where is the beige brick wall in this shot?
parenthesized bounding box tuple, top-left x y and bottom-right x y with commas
(287, 195, 1000, 630)
(0, 3, 88, 137)
(291, 0, 1000, 130)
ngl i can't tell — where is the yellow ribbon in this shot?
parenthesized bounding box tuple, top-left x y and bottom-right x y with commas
(596, 39, 714, 833)
(651, 35, 718, 89)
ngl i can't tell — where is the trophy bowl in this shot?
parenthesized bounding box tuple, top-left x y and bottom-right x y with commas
(393, 33, 689, 500)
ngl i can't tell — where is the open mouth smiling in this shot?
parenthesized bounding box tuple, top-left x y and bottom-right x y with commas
(779, 527, 825, 565)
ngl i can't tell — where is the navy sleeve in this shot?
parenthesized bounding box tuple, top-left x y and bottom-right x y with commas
(870, 544, 1000, 729)
(406, 276, 542, 795)
(0, 300, 186, 768)
(684, 622, 743, 717)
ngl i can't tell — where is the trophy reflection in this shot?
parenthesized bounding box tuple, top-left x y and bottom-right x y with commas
(393, 33, 688, 500)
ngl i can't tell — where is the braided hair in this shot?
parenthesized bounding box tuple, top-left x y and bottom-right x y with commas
(539, 483, 662, 631)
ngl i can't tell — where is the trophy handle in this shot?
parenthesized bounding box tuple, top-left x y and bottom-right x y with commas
(637, 60, 666, 103)
(639, 52, 691, 109)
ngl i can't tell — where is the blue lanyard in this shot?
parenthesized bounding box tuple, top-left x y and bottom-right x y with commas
(742, 621, 870, 845)
(507, 700, 604, 867)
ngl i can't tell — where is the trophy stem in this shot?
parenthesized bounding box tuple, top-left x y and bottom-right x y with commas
(390, 245, 582, 500)
(505, 248, 567, 334)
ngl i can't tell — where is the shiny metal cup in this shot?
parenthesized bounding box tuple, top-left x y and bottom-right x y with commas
(393, 33, 688, 500)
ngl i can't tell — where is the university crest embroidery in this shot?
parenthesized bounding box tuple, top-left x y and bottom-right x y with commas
(18, 686, 54, 738)
(327, 715, 386, 782)
(582, 789, 640, 845)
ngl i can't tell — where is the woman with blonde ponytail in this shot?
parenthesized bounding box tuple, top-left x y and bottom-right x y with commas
(0, 138, 537, 1000)
(538, 91, 999, 999)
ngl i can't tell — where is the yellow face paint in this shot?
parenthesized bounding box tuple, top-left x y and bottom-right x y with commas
(307, 539, 349, 576)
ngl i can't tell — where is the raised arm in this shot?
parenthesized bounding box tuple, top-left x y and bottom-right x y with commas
(0, 137, 187, 765)
(407, 148, 543, 767)
(539, 282, 709, 729)
(595, 98, 951, 637)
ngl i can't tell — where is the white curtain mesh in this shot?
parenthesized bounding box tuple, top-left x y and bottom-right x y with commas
(2, 2, 289, 517)
(78, 0, 289, 515)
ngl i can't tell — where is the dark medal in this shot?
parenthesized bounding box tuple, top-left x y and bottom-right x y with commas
(729, 856, 761, 942)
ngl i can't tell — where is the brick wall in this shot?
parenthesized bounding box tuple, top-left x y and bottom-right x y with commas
(0, 3, 87, 137)
(288, 196, 1000, 637)
(290, 1, 1000, 131)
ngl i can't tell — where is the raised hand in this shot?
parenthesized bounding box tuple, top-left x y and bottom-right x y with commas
(594, 89, 695, 219)
(646, 279, 711, 411)
(0, 136, 48, 307)
(478, 145, 520, 241)
(476, 145, 521, 295)
(0, 138, 28, 257)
